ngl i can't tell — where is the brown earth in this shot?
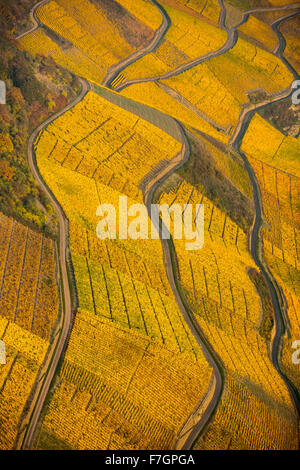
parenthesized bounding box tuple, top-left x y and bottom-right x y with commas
(92, 0, 156, 49)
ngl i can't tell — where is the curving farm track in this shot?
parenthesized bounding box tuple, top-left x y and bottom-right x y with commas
(119, 1, 300, 447)
(231, 10, 300, 419)
(114, 0, 300, 91)
(142, 122, 223, 450)
(16, 0, 300, 450)
(15, 0, 50, 40)
(232, 97, 300, 419)
(102, 0, 171, 87)
(272, 10, 300, 79)
(21, 78, 90, 450)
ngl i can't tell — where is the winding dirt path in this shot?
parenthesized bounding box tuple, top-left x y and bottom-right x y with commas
(142, 121, 223, 450)
(114, 0, 237, 91)
(271, 10, 300, 79)
(16, 0, 49, 40)
(21, 78, 90, 450)
(230, 11, 300, 420)
(133, 3, 300, 448)
(102, 0, 170, 87)
(16, 0, 300, 450)
(114, 0, 300, 92)
(231, 90, 300, 419)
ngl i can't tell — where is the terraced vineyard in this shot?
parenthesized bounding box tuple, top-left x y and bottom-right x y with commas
(0, 0, 299, 452)
(30, 89, 213, 449)
(39, 311, 211, 449)
(158, 176, 298, 449)
(244, 121, 300, 394)
(0, 212, 60, 449)
(120, 34, 293, 134)
(112, 1, 227, 83)
(20, 0, 155, 85)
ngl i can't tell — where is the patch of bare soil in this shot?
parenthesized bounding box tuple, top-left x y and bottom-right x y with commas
(92, 0, 155, 49)
(42, 25, 73, 50)
(159, 0, 221, 27)
(258, 97, 300, 137)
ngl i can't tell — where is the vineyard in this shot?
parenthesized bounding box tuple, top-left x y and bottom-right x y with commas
(114, 2, 227, 83)
(158, 174, 299, 449)
(160, 0, 222, 24)
(0, 213, 59, 340)
(242, 114, 300, 176)
(36, 310, 211, 450)
(36, 0, 133, 75)
(116, 0, 164, 30)
(20, 28, 106, 85)
(32, 90, 213, 448)
(0, 212, 60, 449)
(121, 81, 230, 143)
(20, 0, 157, 86)
(238, 15, 278, 52)
(278, 15, 300, 72)
(246, 134, 300, 394)
(195, 372, 298, 449)
(115, 33, 294, 138)
(1, 0, 298, 452)
(161, 36, 293, 131)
